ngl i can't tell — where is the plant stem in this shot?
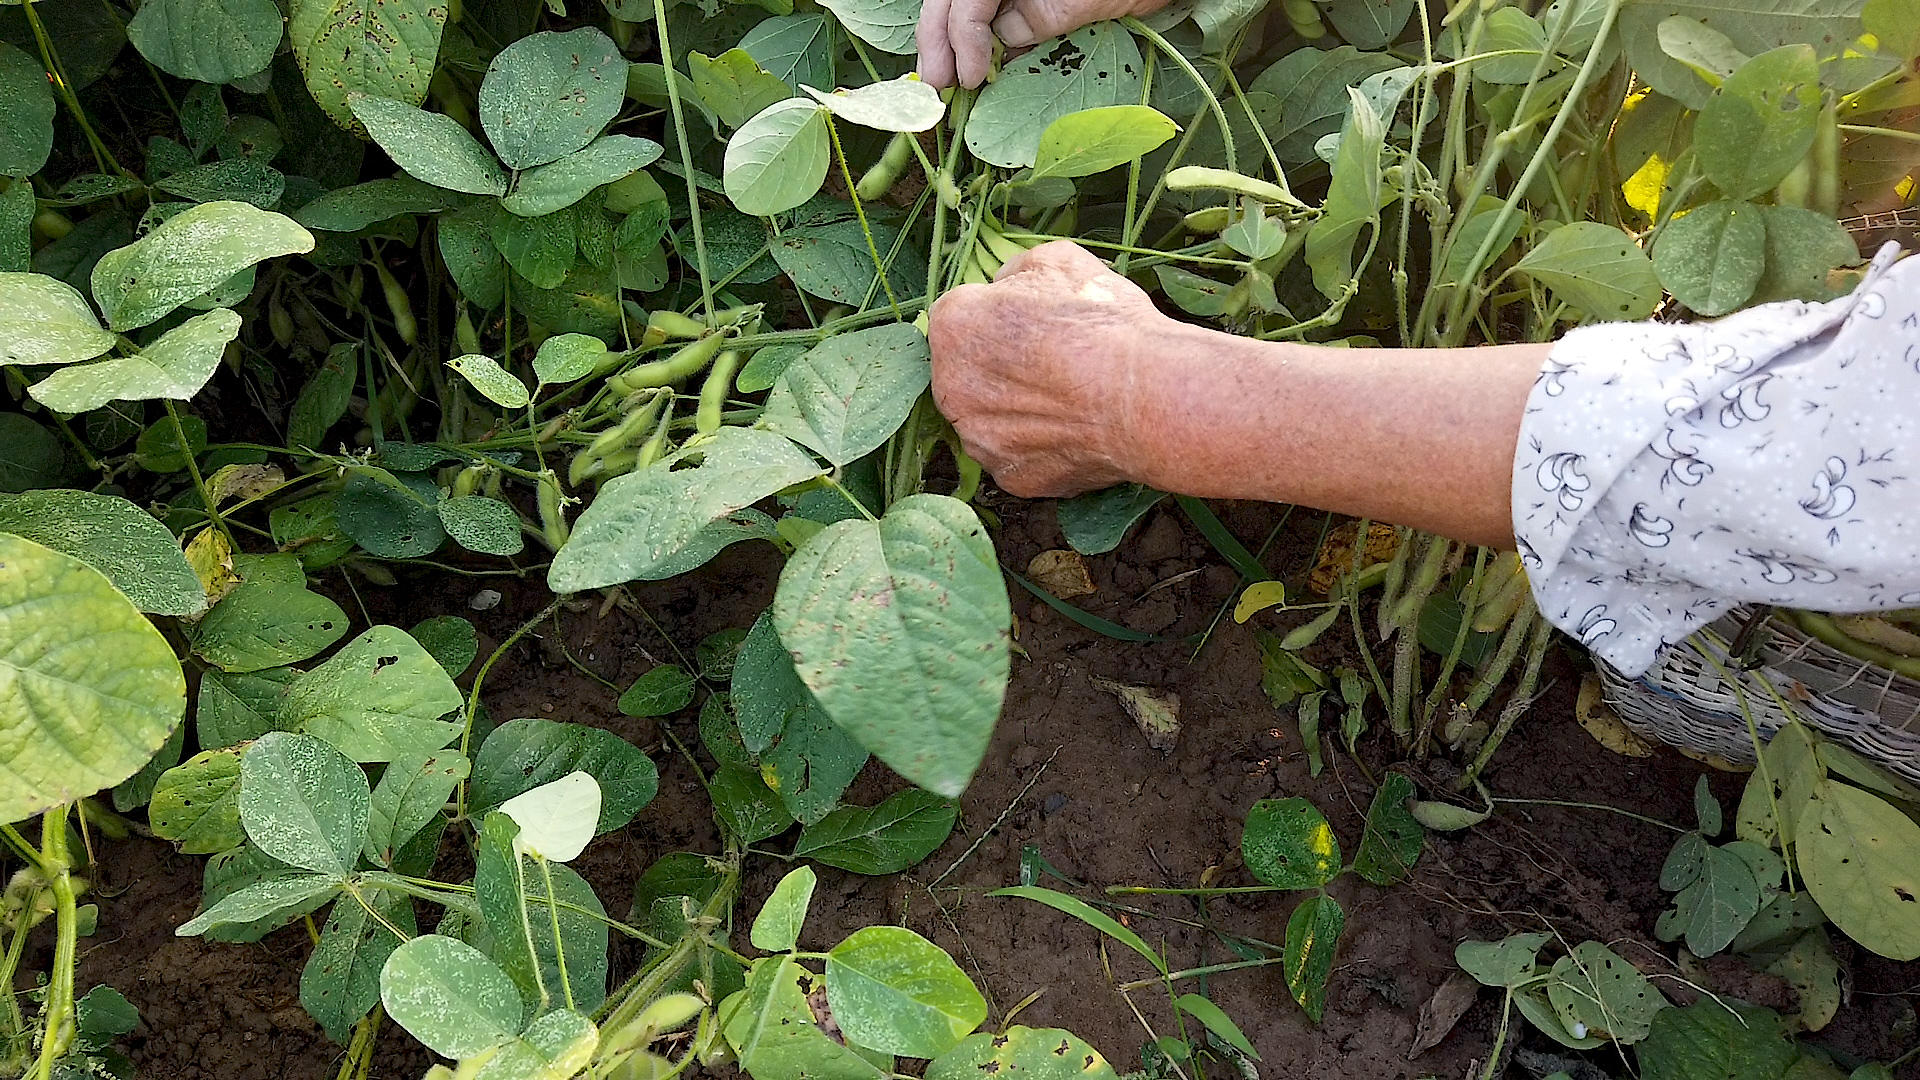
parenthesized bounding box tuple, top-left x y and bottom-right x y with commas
(1105, 884, 1281, 897)
(1116, 955, 1285, 992)
(27, 808, 77, 1080)
(650, 0, 715, 319)
(164, 400, 232, 546)
(457, 597, 565, 807)
(1458, 615, 1555, 788)
(1491, 798, 1688, 833)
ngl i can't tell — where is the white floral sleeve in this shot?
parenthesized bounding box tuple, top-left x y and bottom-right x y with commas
(1512, 242, 1919, 678)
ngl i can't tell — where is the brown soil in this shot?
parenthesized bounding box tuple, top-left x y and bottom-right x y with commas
(49, 496, 1920, 1079)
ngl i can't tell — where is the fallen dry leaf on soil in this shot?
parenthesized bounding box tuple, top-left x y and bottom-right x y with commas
(1575, 674, 1654, 758)
(1410, 971, 1480, 1058)
(1308, 520, 1401, 595)
(1092, 677, 1180, 752)
(1028, 549, 1096, 599)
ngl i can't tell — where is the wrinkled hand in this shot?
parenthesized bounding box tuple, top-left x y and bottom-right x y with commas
(916, 0, 1171, 88)
(929, 241, 1170, 498)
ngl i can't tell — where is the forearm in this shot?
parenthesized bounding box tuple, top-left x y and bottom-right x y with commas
(1121, 323, 1551, 548)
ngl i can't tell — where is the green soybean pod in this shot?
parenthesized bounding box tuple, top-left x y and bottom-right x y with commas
(536, 469, 569, 549)
(607, 333, 728, 395)
(856, 133, 917, 203)
(696, 350, 748, 436)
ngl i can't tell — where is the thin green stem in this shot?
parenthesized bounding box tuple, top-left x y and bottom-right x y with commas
(1116, 955, 1285, 992)
(651, 0, 715, 318)
(825, 118, 903, 316)
(27, 809, 76, 1080)
(164, 400, 233, 546)
(1491, 798, 1687, 833)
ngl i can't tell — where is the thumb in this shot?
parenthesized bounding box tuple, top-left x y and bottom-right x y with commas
(990, 0, 1087, 47)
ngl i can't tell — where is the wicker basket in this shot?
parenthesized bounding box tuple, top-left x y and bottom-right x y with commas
(1597, 608, 1920, 785)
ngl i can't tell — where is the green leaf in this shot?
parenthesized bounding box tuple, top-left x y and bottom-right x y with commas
(437, 495, 525, 556)
(773, 494, 1009, 798)
(154, 159, 285, 210)
(30, 307, 241, 412)
(815, 0, 920, 53)
(551, 426, 823, 591)
(349, 94, 508, 197)
(1352, 772, 1423, 886)
(471, 716, 658, 834)
(91, 201, 313, 330)
(439, 205, 508, 307)
(1735, 723, 1822, 846)
(365, 749, 469, 866)
(966, 25, 1145, 169)
(769, 216, 924, 305)
(149, 748, 245, 854)
(725, 956, 888, 1080)
(0, 179, 28, 271)
(301, 882, 414, 1042)
(1620, 0, 1863, 108)
(196, 665, 298, 748)
(278, 625, 464, 763)
(762, 701, 869, 825)
(826, 926, 986, 1057)
(295, 177, 464, 232)
(1695, 774, 1723, 834)
(449, 353, 531, 409)
(1174, 994, 1259, 1061)
(502, 135, 665, 217)
(409, 616, 477, 678)
(533, 333, 609, 386)
(379, 934, 524, 1058)
(1753, 204, 1859, 304)
(1032, 105, 1178, 180)
(1057, 485, 1166, 556)
(792, 788, 958, 874)
(1326, 0, 1415, 48)
(480, 27, 628, 170)
(335, 469, 445, 558)
(0, 534, 185, 824)
(752, 865, 817, 952)
(190, 583, 348, 673)
(1241, 797, 1341, 889)
(0, 41, 51, 178)
(1654, 199, 1765, 316)
(760, 323, 930, 467)
(1283, 893, 1344, 1023)
(803, 76, 946, 133)
(712, 762, 796, 843)
(1695, 46, 1822, 201)
(176, 871, 341, 937)
(289, 0, 447, 133)
(618, 665, 697, 717)
(1455, 932, 1551, 988)
(1248, 46, 1402, 164)
(491, 205, 576, 289)
(1546, 940, 1665, 1043)
(0, 271, 117, 367)
(1639, 1000, 1798, 1080)
(689, 49, 794, 129)
(1467, 8, 1548, 82)
(1656, 16, 1751, 86)
(741, 15, 836, 95)
(723, 98, 831, 216)
(1514, 221, 1663, 321)
(475, 814, 611, 1013)
(240, 731, 370, 879)
(926, 1026, 1120, 1080)
(0, 489, 204, 616)
(1305, 88, 1386, 300)
(989, 886, 1167, 974)
(1865, 0, 1920, 60)
(1797, 779, 1920, 960)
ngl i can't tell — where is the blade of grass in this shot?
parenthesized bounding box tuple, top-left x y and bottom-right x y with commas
(1175, 496, 1268, 581)
(990, 885, 1169, 974)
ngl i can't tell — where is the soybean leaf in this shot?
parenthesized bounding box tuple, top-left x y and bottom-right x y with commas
(1694, 46, 1821, 201)
(471, 716, 659, 834)
(1304, 88, 1386, 300)
(490, 206, 576, 289)
(1515, 221, 1663, 320)
(175, 871, 341, 937)
(618, 665, 697, 717)
(335, 469, 445, 558)
(761, 323, 930, 466)
(689, 49, 794, 129)
(439, 205, 508, 307)
(1797, 780, 1920, 960)
(437, 495, 525, 556)
(1619, 0, 1864, 108)
(239, 731, 370, 879)
(1032, 105, 1179, 180)
(726, 956, 888, 1080)
(502, 135, 665, 217)
(289, 0, 448, 133)
(379, 935, 524, 1058)
(1456, 932, 1551, 988)
(277, 625, 464, 763)
(926, 1027, 1121, 1080)
(1695, 774, 1723, 835)
(1248, 46, 1402, 163)
(1467, 7, 1549, 82)
(711, 763, 795, 843)
(989, 886, 1168, 974)
(1638, 1001, 1798, 1079)
(1325, 0, 1415, 48)
(815, 0, 920, 53)
(294, 177, 464, 232)
(0, 489, 204, 616)
(737, 342, 806, 393)
(826, 926, 987, 1057)
(0, 272, 117, 366)
(154, 159, 285, 209)
(197, 666, 299, 748)
(301, 883, 415, 1042)
(497, 773, 601, 863)
(190, 583, 349, 672)
(407, 616, 477, 679)
(31, 308, 240, 412)
(1174, 994, 1260, 1061)
(348, 94, 508, 197)
(149, 748, 245, 854)
(533, 333, 609, 386)
(474, 814, 610, 1012)
(1656, 16, 1750, 85)
(1734, 723, 1821, 846)
(1657, 843, 1761, 956)
(0, 535, 185, 824)
(1865, 0, 1920, 60)
(0, 41, 53, 177)
(966, 25, 1145, 169)
(770, 216, 924, 305)
(752, 865, 817, 952)
(1653, 199, 1764, 316)
(1283, 893, 1344, 1023)
(792, 789, 958, 874)
(1241, 797, 1341, 889)
(477, 1009, 599, 1077)
(365, 750, 470, 867)
(91, 201, 313, 330)
(550, 426, 823, 590)
(802, 76, 945, 132)
(1353, 772, 1423, 886)
(741, 15, 836, 93)
(773, 494, 1009, 797)
(1058, 485, 1167, 555)
(480, 27, 628, 170)
(1753, 204, 1859, 304)
(762, 701, 869, 825)
(1547, 941, 1665, 1043)
(449, 353, 531, 408)
(732, 612, 812, 752)
(724, 98, 831, 216)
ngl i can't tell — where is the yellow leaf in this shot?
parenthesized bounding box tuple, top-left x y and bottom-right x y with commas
(1234, 580, 1288, 623)
(184, 527, 238, 605)
(1624, 152, 1669, 221)
(1574, 675, 1654, 758)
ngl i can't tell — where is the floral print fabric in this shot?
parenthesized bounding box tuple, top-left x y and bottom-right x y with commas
(1513, 243, 1919, 677)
